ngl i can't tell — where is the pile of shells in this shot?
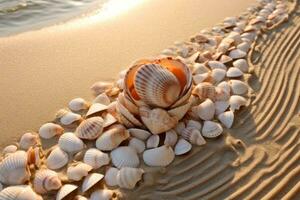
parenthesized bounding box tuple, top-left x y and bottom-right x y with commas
(0, 0, 291, 199)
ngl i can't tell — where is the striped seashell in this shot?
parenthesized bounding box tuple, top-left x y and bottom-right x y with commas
(67, 162, 93, 181)
(90, 81, 114, 96)
(39, 122, 64, 139)
(56, 109, 82, 125)
(75, 117, 104, 140)
(218, 111, 234, 128)
(229, 80, 248, 95)
(96, 125, 129, 151)
(0, 185, 42, 200)
(69, 98, 89, 111)
(215, 101, 230, 115)
(164, 129, 178, 147)
(33, 169, 62, 194)
(111, 146, 140, 169)
(82, 173, 104, 193)
(56, 184, 78, 200)
(143, 145, 175, 167)
(233, 59, 249, 73)
(229, 95, 247, 111)
(193, 99, 215, 121)
(129, 138, 146, 154)
(2, 145, 18, 156)
(90, 189, 114, 200)
(229, 49, 246, 59)
(192, 82, 216, 101)
(19, 132, 38, 150)
(86, 103, 108, 117)
(104, 167, 119, 187)
(134, 63, 181, 108)
(174, 139, 192, 155)
(146, 135, 160, 149)
(93, 93, 111, 105)
(58, 132, 84, 154)
(128, 128, 151, 141)
(83, 148, 110, 169)
(117, 167, 144, 189)
(202, 121, 223, 138)
(227, 67, 243, 78)
(46, 147, 68, 170)
(180, 127, 206, 146)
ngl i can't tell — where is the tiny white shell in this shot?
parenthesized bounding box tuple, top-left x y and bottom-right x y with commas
(193, 73, 211, 84)
(19, 132, 38, 150)
(143, 145, 175, 167)
(192, 63, 210, 74)
(229, 49, 246, 59)
(233, 59, 249, 73)
(90, 81, 113, 96)
(93, 93, 111, 105)
(69, 98, 89, 111)
(111, 146, 140, 169)
(34, 169, 62, 194)
(207, 61, 227, 70)
(39, 123, 64, 139)
(180, 127, 206, 146)
(226, 67, 243, 77)
(104, 167, 119, 187)
(82, 173, 104, 193)
(237, 42, 251, 53)
(174, 139, 192, 155)
(211, 68, 226, 83)
(193, 99, 215, 121)
(58, 132, 84, 154)
(229, 95, 247, 111)
(57, 109, 82, 125)
(2, 145, 18, 155)
(230, 80, 248, 95)
(67, 162, 93, 181)
(217, 81, 231, 94)
(128, 128, 151, 141)
(90, 189, 113, 200)
(46, 147, 69, 170)
(56, 184, 78, 200)
(0, 185, 42, 200)
(117, 167, 144, 189)
(215, 101, 230, 115)
(129, 138, 146, 154)
(202, 121, 223, 138)
(83, 148, 110, 169)
(186, 120, 202, 130)
(164, 129, 178, 147)
(146, 135, 160, 149)
(218, 111, 234, 128)
(86, 103, 108, 117)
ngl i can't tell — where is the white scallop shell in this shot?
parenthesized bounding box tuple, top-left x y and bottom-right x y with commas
(164, 129, 178, 147)
(2, 145, 18, 155)
(57, 109, 82, 125)
(207, 61, 227, 70)
(218, 111, 234, 128)
(233, 59, 249, 73)
(129, 138, 146, 154)
(128, 128, 151, 141)
(33, 169, 62, 194)
(19, 132, 38, 150)
(69, 98, 89, 111)
(104, 167, 119, 187)
(226, 67, 244, 78)
(111, 146, 140, 169)
(229, 95, 247, 111)
(82, 173, 104, 193)
(58, 132, 84, 154)
(193, 99, 215, 121)
(174, 139, 192, 155)
(230, 80, 249, 95)
(56, 184, 78, 200)
(180, 127, 206, 146)
(90, 189, 114, 200)
(215, 101, 230, 115)
(39, 123, 64, 139)
(46, 147, 68, 170)
(83, 148, 110, 169)
(211, 68, 226, 83)
(0, 185, 42, 200)
(229, 49, 246, 59)
(75, 117, 104, 140)
(146, 135, 160, 149)
(103, 113, 117, 128)
(143, 145, 175, 167)
(93, 93, 111, 105)
(86, 103, 108, 117)
(202, 121, 223, 138)
(117, 167, 144, 189)
(186, 120, 202, 130)
(67, 162, 93, 181)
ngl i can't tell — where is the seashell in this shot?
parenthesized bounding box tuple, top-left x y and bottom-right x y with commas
(139, 106, 178, 134)
(233, 59, 249, 73)
(146, 135, 160, 149)
(202, 121, 223, 138)
(237, 42, 251, 53)
(111, 146, 139, 169)
(93, 93, 111, 105)
(229, 80, 248, 95)
(128, 128, 151, 141)
(103, 113, 117, 127)
(74, 195, 88, 200)
(117, 93, 139, 115)
(83, 148, 110, 169)
(211, 68, 226, 83)
(164, 129, 178, 147)
(241, 32, 256, 42)
(227, 67, 244, 77)
(75, 117, 104, 140)
(215, 87, 230, 101)
(67, 162, 93, 181)
(39, 122, 64, 139)
(180, 127, 206, 146)
(116, 98, 143, 127)
(219, 55, 233, 64)
(229, 49, 246, 59)
(117, 167, 144, 189)
(143, 145, 175, 167)
(227, 31, 242, 45)
(117, 78, 125, 90)
(174, 139, 192, 155)
(193, 73, 212, 84)
(56, 184, 78, 200)
(218, 111, 234, 128)
(86, 103, 108, 117)
(82, 173, 104, 193)
(192, 82, 216, 100)
(0, 151, 31, 185)
(96, 125, 129, 151)
(104, 167, 119, 186)
(229, 95, 247, 111)
(19, 132, 38, 150)
(46, 147, 68, 170)
(33, 169, 62, 194)
(217, 81, 231, 94)
(0, 185, 42, 200)
(90, 81, 114, 96)
(186, 120, 202, 130)
(215, 101, 230, 115)
(2, 145, 18, 155)
(58, 132, 84, 154)
(192, 63, 210, 75)
(161, 48, 175, 56)
(90, 189, 113, 200)
(193, 99, 215, 121)
(69, 98, 89, 111)
(129, 138, 146, 154)
(190, 34, 209, 43)
(207, 61, 227, 70)
(27, 147, 41, 166)
(175, 122, 185, 134)
(168, 101, 192, 120)
(56, 109, 82, 125)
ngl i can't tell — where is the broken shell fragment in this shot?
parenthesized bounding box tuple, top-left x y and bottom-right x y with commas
(143, 145, 175, 167)
(111, 146, 139, 169)
(82, 173, 104, 193)
(86, 103, 108, 117)
(117, 167, 144, 189)
(56, 184, 78, 200)
(39, 123, 64, 139)
(229, 95, 247, 111)
(202, 121, 223, 138)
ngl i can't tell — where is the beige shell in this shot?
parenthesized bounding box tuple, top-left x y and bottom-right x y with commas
(39, 123, 64, 139)
(180, 127, 206, 146)
(104, 167, 119, 187)
(83, 148, 110, 169)
(74, 195, 88, 200)
(46, 147, 68, 170)
(56, 109, 82, 125)
(116, 98, 143, 127)
(237, 42, 251, 53)
(117, 167, 144, 189)
(75, 117, 104, 140)
(67, 162, 93, 181)
(186, 120, 202, 130)
(192, 82, 216, 101)
(215, 101, 230, 115)
(229, 49, 246, 59)
(128, 128, 151, 141)
(217, 81, 231, 94)
(193, 99, 215, 121)
(229, 80, 249, 95)
(56, 184, 78, 200)
(19, 132, 38, 150)
(143, 145, 175, 167)
(192, 63, 210, 74)
(174, 139, 192, 155)
(202, 121, 223, 138)
(167, 101, 192, 120)
(90, 81, 114, 96)
(33, 169, 62, 194)
(164, 129, 178, 147)
(193, 73, 212, 84)
(175, 121, 185, 134)
(58, 132, 84, 154)
(218, 111, 234, 128)
(103, 113, 117, 128)
(2, 145, 18, 155)
(86, 103, 108, 117)
(146, 135, 160, 149)
(93, 93, 111, 105)
(215, 86, 230, 101)
(211, 69, 226, 83)
(96, 125, 129, 151)
(227, 67, 244, 78)
(90, 189, 114, 200)
(233, 59, 249, 73)
(111, 146, 140, 169)
(229, 95, 247, 111)
(0, 185, 42, 200)
(129, 138, 146, 154)
(82, 173, 104, 193)
(207, 61, 227, 70)
(219, 54, 233, 64)
(69, 98, 89, 111)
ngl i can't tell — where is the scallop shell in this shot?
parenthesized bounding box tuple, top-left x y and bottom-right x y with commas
(227, 67, 244, 78)
(218, 111, 234, 128)
(193, 99, 215, 121)
(0, 185, 42, 200)
(58, 132, 84, 154)
(56, 109, 82, 125)
(90, 189, 114, 200)
(33, 169, 62, 194)
(90, 81, 114, 96)
(202, 121, 223, 138)
(174, 139, 192, 155)
(180, 127, 206, 146)
(39, 123, 64, 139)
(128, 128, 151, 141)
(207, 61, 227, 70)
(103, 113, 117, 127)
(146, 135, 160, 149)
(75, 117, 104, 140)
(215, 101, 230, 115)
(46, 147, 68, 170)
(96, 125, 129, 151)
(233, 59, 249, 73)
(229, 80, 248, 95)
(192, 82, 216, 100)
(229, 49, 246, 59)
(129, 138, 146, 154)
(67, 162, 93, 181)
(2, 145, 18, 155)
(104, 167, 119, 187)
(116, 167, 144, 189)
(86, 103, 108, 117)
(83, 148, 110, 169)
(143, 145, 175, 167)
(56, 184, 78, 200)
(19, 132, 38, 150)
(164, 129, 178, 147)
(82, 173, 104, 193)
(229, 95, 247, 111)
(211, 68, 226, 83)
(111, 146, 140, 169)
(69, 98, 89, 111)
(93, 93, 111, 105)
